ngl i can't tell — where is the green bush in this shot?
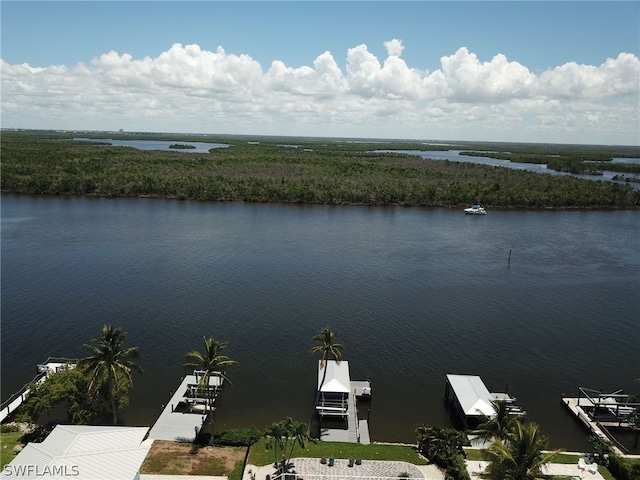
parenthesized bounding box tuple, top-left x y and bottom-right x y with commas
(214, 427, 262, 446)
(607, 453, 639, 480)
(1, 424, 21, 433)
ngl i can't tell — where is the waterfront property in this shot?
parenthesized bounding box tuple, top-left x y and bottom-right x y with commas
(562, 386, 640, 454)
(147, 370, 224, 442)
(0, 358, 77, 423)
(315, 360, 371, 444)
(3, 194, 639, 449)
(3, 425, 151, 480)
(444, 374, 525, 430)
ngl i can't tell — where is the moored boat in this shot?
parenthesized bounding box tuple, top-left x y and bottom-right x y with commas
(464, 204, 487, 215)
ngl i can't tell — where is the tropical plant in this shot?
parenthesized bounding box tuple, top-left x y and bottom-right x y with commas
(78, 325, 143, 425)
(285, 417, 310, 461)
(184, 336, 238, 444)
(481, 421, 563, 480)
(213, 426, 262, 446)
(471, 400, 524, 445)
(18, 366, 98, 424)
(264, 417, 310, 472)
(309, 327, 345, 410)
(416, 425, 470, 480)
(264, 420, 287, 468)
(587, 435, 613, 465)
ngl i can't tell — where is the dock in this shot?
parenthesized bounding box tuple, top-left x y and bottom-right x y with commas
(147, 371, 224, 442)
(562, 387, 640, 455)
(1, 358, 76, 423)
(445, 374, 525, 431)
(316, 360, 371, 444)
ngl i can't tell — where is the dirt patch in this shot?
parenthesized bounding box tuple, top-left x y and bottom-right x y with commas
(141, 440, 247, 476)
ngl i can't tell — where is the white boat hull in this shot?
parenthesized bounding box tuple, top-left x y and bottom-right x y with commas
(464, 205, 487, 215)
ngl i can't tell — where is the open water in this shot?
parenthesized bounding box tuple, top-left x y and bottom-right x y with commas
(1, 194, 639, 451)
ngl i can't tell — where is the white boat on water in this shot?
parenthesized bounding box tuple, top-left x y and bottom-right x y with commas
(464, 204, 487, 215)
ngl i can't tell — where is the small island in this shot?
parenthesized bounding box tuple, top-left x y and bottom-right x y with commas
(169, 143, 196, 150)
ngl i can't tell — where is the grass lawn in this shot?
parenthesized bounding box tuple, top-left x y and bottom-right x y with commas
(248, 439, 425, 467)
(1, 432, 23, 468)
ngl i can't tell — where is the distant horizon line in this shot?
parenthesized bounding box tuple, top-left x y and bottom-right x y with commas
(2, 127, 639, 148)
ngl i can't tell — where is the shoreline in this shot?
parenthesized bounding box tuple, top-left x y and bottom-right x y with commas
(2, 191, 639, 211)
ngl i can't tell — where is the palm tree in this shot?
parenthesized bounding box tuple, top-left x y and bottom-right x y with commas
(286, 418, 310, 464)
(472, 400, 524, 445)
(264, 420, 287, 468)
(309, 327, 345, 409)
(184, 336, 237, 443)
(264, 417, 310, 473)
(79, 324, 143, 425)
(481, 421, 563, 480)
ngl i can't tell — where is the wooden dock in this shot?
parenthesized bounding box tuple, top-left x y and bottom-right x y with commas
(147, 372, 223, 442)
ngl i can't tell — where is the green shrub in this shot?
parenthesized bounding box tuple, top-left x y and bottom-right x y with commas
(1, 424, 21, 433)
(214, 427, 262, 446)
(607, 453, 638, 480)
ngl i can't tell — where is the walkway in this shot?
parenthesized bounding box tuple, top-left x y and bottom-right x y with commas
(147, 372, 222, 442)
(466, 460, 605, 480)
(318, 379, 372, 444)
(242, 458, 444, 480)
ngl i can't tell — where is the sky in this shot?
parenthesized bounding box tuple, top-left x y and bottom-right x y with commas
(1, 1, 639, 145)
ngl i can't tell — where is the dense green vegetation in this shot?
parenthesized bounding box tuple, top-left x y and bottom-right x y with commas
(462, 143, 640, 176)
(2, 130, 639, 208)
(169, 143, 196, 149)
(416, 425, 470, 480)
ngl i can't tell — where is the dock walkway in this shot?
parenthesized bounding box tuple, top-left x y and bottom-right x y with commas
(147, 372, 222, 442)
(561, 396, 632, 455)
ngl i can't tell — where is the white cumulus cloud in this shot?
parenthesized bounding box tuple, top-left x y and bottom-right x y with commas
(384, 39, 405, 57)
(1, 41, 638, 144)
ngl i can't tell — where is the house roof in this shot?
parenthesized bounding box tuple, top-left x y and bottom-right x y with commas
(4, 425, 151, 480)
(446, 374, 496, 417)
(318, 360, 350, 393)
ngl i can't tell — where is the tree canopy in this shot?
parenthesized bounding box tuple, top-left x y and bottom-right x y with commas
(78, 324, 143, 425)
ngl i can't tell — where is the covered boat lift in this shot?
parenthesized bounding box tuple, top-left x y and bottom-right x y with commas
(317, 360, 350, 417)
(314, 360, 371, 443)
(445, 374, 524, 430)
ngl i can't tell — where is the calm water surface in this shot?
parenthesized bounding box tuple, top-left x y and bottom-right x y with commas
(1, 194, 639, 451)
(380, 150, 640, 189)
(74, 138, 229, 153)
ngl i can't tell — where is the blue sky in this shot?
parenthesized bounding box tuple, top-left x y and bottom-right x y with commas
(2, 1, 639, 144)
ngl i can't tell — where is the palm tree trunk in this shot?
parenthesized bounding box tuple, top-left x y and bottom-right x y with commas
(208, 385, 215, 445)
(109, 374, 118, 425)
(309, 358, 329, 435)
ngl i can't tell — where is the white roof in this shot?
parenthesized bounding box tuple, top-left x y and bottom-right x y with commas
(446, 374, 496, 417)
(4, 425, 151, 480)
(318, 360, 350, 393)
